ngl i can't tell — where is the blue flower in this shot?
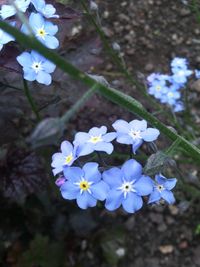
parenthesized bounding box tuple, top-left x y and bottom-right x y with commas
(61, 162, 109, 209)
(51, 141, 78, 176)
(31, 0, 59, 18)
(17, 50, 56, 85)
(161, 86, 181, 106)
(0, 0, 30, 19)
(21, 12, 59, 49)
(171, 57, 188, 70)
(103, 159, 153, 213)
(172, 68, 192, 85)
(147, 73, 171, 85)
(173, 102, 184, 112)
(0, 22, 15, 51)
(148, 81, 168, 100)
(112, 119, 160, 153)
(195, 69, 200, 79)
(148, 174, 177, 204)
(74, 126, 116, 156)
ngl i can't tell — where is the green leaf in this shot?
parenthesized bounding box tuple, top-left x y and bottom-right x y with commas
(1, 21, 200, 162)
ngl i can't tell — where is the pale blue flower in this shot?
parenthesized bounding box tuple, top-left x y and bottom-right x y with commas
(0, 0, 30, 19)
(17, 50, 56, 85)
(148, 174, 177, 204)
(61, 162, 109, 209)
(195, 69, 200, 79)
(112, 119, 160, 153)
(74, 126, 116, 156)
(172, 68, 192, 84)
(21, 12, 59, 49)
(31, 0, 59, 18)
(103, 159, 153, 213)
(148, 81, 168, 100)
(171, 57, 188, 70)
(0, 22, 15, 51)
(51, 141, 78, 176)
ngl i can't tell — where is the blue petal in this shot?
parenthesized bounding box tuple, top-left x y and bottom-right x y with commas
(60, 141, 73, 156)
(24, 69, 37, 81)
(76, 192, 97, 209)
(122, 193, 143, 213)
(43, 4, 58, 18)
(129, 119, 147, 131)
(132, 139, 143, 153)
(155, 174, 166, 185)
(0, 5, 16, 19)
(102, 132, 117, 142)
(89, 126, 107, 136)
(74, 132, 89, 144)
(83, 162, 101, 183)
(31, 0, 45, 9)
(94, 142, 114, 154)
(91, 181, 109, 201)
(36, 71, 52, 85)
(164, 178, 177, 190)
(60, 181, 79, 200)
(29, 12, 44, 29)
(45, 36, 59, 49)
(44, 21, 58, 35)
(116, 133, 133, 145)
(161, 190, 176, 204)
(31, 50, 44, 62)
(121, 159, 142, 181)
(148, 190, 161, 204)
(76, 143, 94, 156)
(141, 128, 160, 142)
(105, 189, 123, 211)
(63, 167, 83, 182)
(52, 166, 63, 176)
(112, 119, 130, 133)
(16, 52, 33, 67)
(42, 60, 56, 73)
(102, 167, 123, 188)
(134, 175, 153, 196)
(51, 152, 64, 167)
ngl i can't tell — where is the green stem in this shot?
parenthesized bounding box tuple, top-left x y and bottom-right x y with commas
(1, 21, 200, 162)
(60, 84, 98, 123)
(23, 79, 41, 121)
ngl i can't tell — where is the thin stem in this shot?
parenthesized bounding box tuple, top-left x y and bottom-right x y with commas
(60, 84, 98, 123)
(23, 79, 41, 121)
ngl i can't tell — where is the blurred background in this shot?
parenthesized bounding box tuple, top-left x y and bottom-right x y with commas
(1, 0, 200, 266)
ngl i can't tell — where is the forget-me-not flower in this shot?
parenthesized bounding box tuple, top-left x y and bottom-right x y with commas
(51, 141, 78, 176)
(171, 57, 188, 70)
(148, 80, 168, 100)
(21, 12, 59, 49)
(112, 119, 160, 153)
(61, 162, 109, 209)
(195, 69, 200, 79)
(172, 68, 192, 84)
(17, 50, 56, 85)
(0, 22, 15, 51)
(103, 159, 153, 213)
(148, 174, 177, 204)
(74, 126, 116, 156)
(31, 0, 59, 18)
(0, 0, 30, 19)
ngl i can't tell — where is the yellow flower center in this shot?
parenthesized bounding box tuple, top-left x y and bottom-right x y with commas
(37, 27, 47, 39)
(65, 153, 73, 165)
(79, 181, 90, 191)
(168, 92, 174, 98)
(89, 135, 102, 144)
(156, 85, 161, 91)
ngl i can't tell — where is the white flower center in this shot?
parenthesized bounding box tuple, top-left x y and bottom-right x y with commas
(74, 177, 93, 194)
(156, 85, 161, 91)
(156, 184, 164, 192)
(36, 26, 47, 39)
(31, 61, 43, 73)
(167, 92, 174, 98)
(88, 135, 103, 144)
(117, 180, 136, 198)
(129, 129, 142, 140)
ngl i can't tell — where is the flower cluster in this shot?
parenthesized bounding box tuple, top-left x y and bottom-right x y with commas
(0, 0, 59, 85)
(51, 119, 177, 213)
(147, 57, 194, 112)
